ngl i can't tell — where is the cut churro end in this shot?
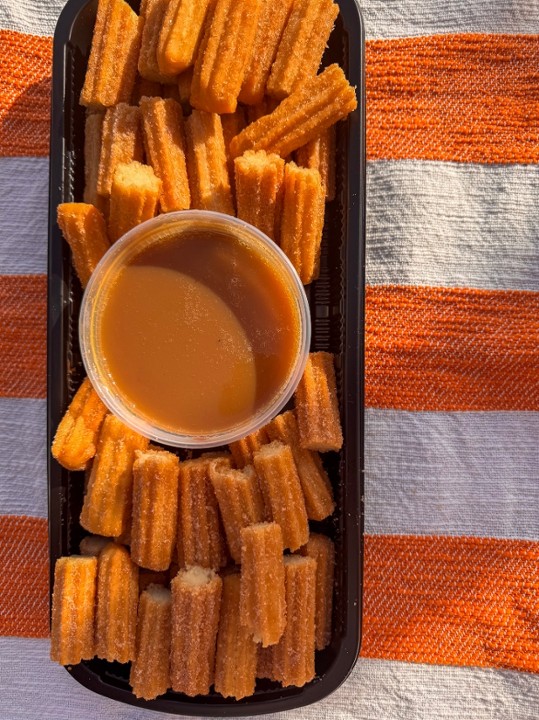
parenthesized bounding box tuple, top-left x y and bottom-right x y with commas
(97, 103, 143, 197)
(140, 96, 190, 212)
(80, 414, 149, 537)
(108, 161, 161, 242)
(299, 533, 335, 649)
(185, 110, 234, 214)
(190, 0, 262, 114)
(279, 162, 325, 284)
(170, 567, 222, 696)
(230, 64, 357, 159)
(138, 0, 177, 84)
(157, 0, 214, 76)
(79, 535, 111, 557)
(272, 555, 316, 687)
(131, 449, 180, 571)
(81, 0, 142, 108)
(178, 455, 228, 570)
(295, 352, 343, 452)
(130, 585, 172, 700)
(50, 556, 97, 665)
(209, 460, 267, 563)
(56, 203, 110, 289)
(234, 151, 285, 242)
(95, 542, 139, 663)
(51, 377, 108, 471)
(296, 124, 336, 201)
(267, 411, 334, 521)
(214, 573, 258, 700)
(267, 0, 339, 100)
(253, 441, 309, 551)
(228, 426, 270, 468)
(240, 523, 286, 647)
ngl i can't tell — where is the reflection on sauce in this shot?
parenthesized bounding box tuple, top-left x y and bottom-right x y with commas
(98, 230, 300, 435)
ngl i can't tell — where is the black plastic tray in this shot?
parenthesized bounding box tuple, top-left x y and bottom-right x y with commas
(47, 0, 365, 714)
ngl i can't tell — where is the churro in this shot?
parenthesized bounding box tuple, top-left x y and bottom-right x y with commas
(190, 0, 262, 114)
(131, 449, 180, 571)
(296, 125, 336, 201)
(130, 585, 172, 700)
(214, 573, 258, 700)
(299, 533, 334, 649)
(56, 203, 110, 288)
(234, 151, 284, 242)
(185, 110, 234, 214)
(50, 556, 97, 665)
(51, 377, 108, 471)
(253, 441, 309, 551)
(267, 0, 338, 100)
(80, 0, 142, 109)
(228, 426, 269, 468)
(230, 64, 357, 159)
(170, 566, 222, 696)
(84, 111, 106, 211)
(267, 411, 334, 521)
(239, 0, 293, 105)
(138, 0, 177, 84)
(157, 0, 214, 76)
(271, 555, 316, 687)
(97, 103, 143, 197)
(177, 455, 228, 570)
(209, 459, 267, 563)
(140, 97, 190, 212)
(80, 414, 149, 537)
(108, 161, 161, 242)
(240, 523, 286, 647)
(295, 352, 343, 451)
(79, 534, 111, 557)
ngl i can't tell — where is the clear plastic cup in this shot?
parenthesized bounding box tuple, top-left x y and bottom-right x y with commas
(79, 210, 311, 448)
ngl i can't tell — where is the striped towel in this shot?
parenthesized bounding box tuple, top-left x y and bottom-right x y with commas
(1, 1, 538, 718)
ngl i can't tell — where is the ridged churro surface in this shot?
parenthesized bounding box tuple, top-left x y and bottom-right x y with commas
(296, 125, 336, 201)
(138, 0, 177, 83)
(97, 103, 143, 197)
(157, 0, 214, 76)
(228, 426, 269, 468)
(234, 151, 285, 242)
(299, 533, 335, 649)
(56, 203, 110, 288)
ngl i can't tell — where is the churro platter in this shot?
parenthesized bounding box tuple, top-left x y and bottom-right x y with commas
(48, 0, 365, 714)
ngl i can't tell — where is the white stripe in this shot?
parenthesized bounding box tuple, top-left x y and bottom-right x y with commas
(0, 1, 65, 36)
(366, 161, 539, 292)
(362, 1, 539, 39)
(0, 158, 48, 275)
(1, 639, 539, 720)
(0, 399, 47, 517)
(365, 410, 539, 540)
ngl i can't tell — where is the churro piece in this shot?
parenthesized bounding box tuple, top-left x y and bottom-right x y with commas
(267, 411, 334, 520)
(177, 68, 193, 110)
(79, 535, 111, 557)
(80, 414, 149, 537)
(299, 533, 334, 649)
(280, 162, 325, 284)
(185, 110, 234, 214)
(170, 566, 222, 696)
(296, 125, 336, 201)
(209, 460, 267, 563)
(253, 441, 309, 551)
(95, 542, 139, 662)
(84, 111, 108, 212)
(238, 0, 293, 105)
(50, 556, 97, 665)
(214, 573, 258, 700)
(139, 570, 169, 592)
(234, 151, 284, 242)
(295, 352, 343, 452)
(56, 203, 110, 288)
(108, 161, 161, 242)
(138, 0, 177, 84)
(51, 377, 108, 471)
(190, 0, 262, 114)
(177, 456, 227, 570)
(240, 523, 285, 647)
(132, 75, 162, 104)
(131, 449, 179, 571)
(140, 97, 190, 212)
(221, 107, 246, 192)
(230, 64, 357, 159)
(97, 104, 143, 197)
(228, 426, 269, 468)
(157, 0, 214, 76)
(130, 585, 172, 700)
(257, 646, 276, 680)
(267, 0, 338, 100)
(80, 0, 142, 108)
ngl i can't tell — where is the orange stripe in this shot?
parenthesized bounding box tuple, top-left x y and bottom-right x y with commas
(0, 516, 49, 638)
(0, 30, 52, 157)
(0, 275, 46, 399)
(365, 285, 539, 411)
(366, 34, 539, 164)
(362, 535, 539, 673)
